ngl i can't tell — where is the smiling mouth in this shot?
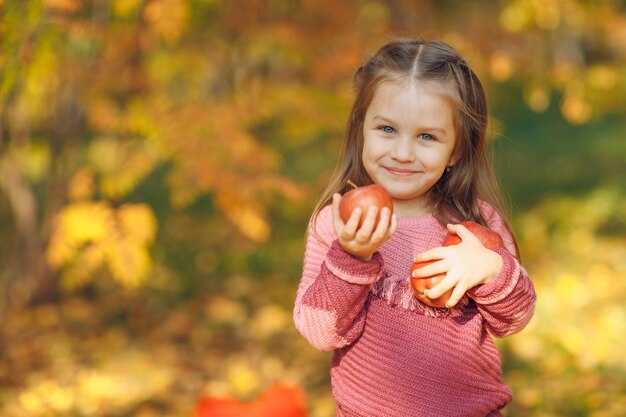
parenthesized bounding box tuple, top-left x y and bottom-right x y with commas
(384, 167, 418, 176)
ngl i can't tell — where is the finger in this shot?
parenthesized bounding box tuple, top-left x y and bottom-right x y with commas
(410, 260, 446, 278)
(445, 281, 469, 308)
(354, 206, 378, 243)
(445, 222, 458, 233)
(371, 207, 391, 242)
(331, 194, 343, 229)
(424, 274, 456, 299)
(447, 223, 479, 244)
(413, 247, 447, 263)
(386, 213, 398, 238)
(340, 207, 362, 239)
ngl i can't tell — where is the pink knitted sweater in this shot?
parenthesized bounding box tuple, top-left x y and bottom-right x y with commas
(293, 204, 536, 417)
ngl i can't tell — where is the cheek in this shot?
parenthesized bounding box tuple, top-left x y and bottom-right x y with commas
(425, 145, 455, 168)
(362, 137, 382, 161)
(361, 148, 376, 175)
(361, 139, 384, 175)
(420, 150, 446, 169)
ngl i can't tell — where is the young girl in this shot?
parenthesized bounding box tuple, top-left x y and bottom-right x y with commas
(293, 39, 536, 417)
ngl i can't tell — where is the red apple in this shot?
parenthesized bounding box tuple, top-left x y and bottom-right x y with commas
(339, 180, 393, 228)
(410, 260, 452, 308)
(442, 221, 504, 249)
(410, 221, 504, 308)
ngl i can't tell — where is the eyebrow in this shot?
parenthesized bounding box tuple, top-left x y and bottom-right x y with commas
(372, 115, 449, 136)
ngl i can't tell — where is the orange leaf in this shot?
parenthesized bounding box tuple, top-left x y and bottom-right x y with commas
(216, 192, 271, 243)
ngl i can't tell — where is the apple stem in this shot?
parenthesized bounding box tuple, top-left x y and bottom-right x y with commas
(347, 179, 358, 189)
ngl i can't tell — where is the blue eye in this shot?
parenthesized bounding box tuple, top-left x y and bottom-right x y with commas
(380, 125, 395, 134)
(419, 133, 435, 141)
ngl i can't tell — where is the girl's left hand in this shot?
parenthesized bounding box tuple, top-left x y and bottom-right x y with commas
(411, 223, 504, 308)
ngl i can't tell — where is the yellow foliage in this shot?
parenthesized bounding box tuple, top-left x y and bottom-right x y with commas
(554, 273, 588, 308)
(216, 192, 271, 243)
(100, 151, 157, 198)
(512, 185, 626, 372)
(227, 361, 260, 397)
(248, 304, 290, 339)
(67, 168, 96, 201)
(86, 98, 120, 133)
(500, 0, 561, 31)
(356, 2, 391, 34)
(499, 1, 533, 32)
(47, 201, 112, 267)
(22, 41, 60, 123)
(9, 141, 51, 183)
(87, 137, 159, 199)
(532, 0, 560, 30)
(210, 103, 280, 171)
(78, 351, 174, 406)
(489, 51, 513, 82)
(19, 379, 74, 414)
(118, 203, 158, 242)
(144, 0, 190, 43)
(105, 238, 152, 288)
(586, 65, 620, 91)
(206, 295, 248, 326)
(61, 243, 106, 291)
(523, 85, 550, 113)
(16, 350, 174, 416)
(561, 87, 592, 124)
(47, 202, 158, 289)
(112, 0, 143, 18)
(43, 0, 80, 13)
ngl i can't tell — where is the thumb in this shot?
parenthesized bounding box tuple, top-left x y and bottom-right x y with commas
(331, 193, 346, 229)
(447, 223, 479, 244)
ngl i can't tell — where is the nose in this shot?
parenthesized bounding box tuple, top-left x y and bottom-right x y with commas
(389, 136, 415, 163)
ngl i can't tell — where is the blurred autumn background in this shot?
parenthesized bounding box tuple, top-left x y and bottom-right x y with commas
(1, 0, 626, 416)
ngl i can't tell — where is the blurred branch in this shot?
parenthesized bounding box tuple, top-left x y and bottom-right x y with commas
(0, 159, 56, 311)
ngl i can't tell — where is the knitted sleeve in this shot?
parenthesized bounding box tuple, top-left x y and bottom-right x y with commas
(467, 203, 537, 337)
(293, 206, 385, 351)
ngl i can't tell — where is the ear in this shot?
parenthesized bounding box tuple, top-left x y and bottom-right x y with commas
(448, 138, 461, 168)
(447, 153, 459, 168)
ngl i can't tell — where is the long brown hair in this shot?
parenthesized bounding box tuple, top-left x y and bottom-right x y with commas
(311, 38, 518, 255)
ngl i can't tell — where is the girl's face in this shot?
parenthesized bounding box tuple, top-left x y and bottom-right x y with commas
(362, 79, 457, 217)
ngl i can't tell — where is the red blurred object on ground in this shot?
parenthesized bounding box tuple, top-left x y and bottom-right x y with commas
(193, 382, 309, 417)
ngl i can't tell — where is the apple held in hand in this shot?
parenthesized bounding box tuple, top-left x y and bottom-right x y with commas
(410, 260, 452, 308)
(410, 221, 504, 308)
(339, 180, 393, 228)
(442, 221, 504, 249)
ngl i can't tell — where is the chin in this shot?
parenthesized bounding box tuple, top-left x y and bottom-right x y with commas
(380, 182, 418, 196)
(385, 191, 419, 203)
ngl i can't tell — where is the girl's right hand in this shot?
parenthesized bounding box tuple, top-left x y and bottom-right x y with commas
(331, 193, 397, 260)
